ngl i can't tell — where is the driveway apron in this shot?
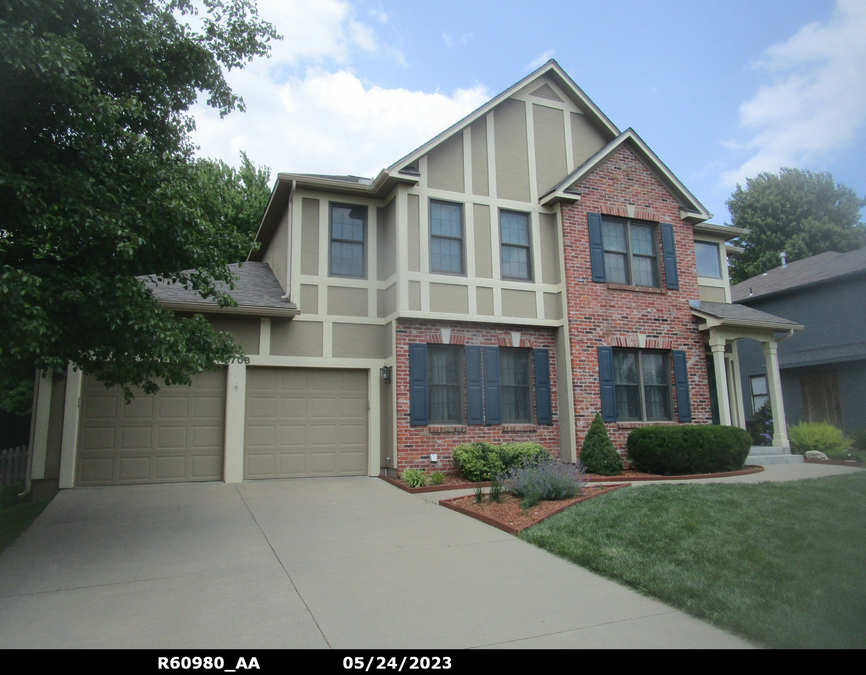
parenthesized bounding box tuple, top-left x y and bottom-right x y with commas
(0, 476, 760, 649)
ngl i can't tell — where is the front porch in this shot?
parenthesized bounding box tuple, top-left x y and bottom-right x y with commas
(690, 300, 804, 463)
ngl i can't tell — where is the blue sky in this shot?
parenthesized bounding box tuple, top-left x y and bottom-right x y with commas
(190, 0, 866, 224)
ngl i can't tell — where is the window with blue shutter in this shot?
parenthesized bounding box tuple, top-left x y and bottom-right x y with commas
(409, 343, 428, 426)
(660, 223, 679, 290)
(598, 346, 617, 422)
(482, 346, 501, 425)
(672, 350, 692, 422)
(534, 349, 553, 425)
(465, 346, 484, 425)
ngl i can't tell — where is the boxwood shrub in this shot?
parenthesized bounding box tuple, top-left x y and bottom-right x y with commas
(452, 442, 551, 482)
(626, 425, 751, 475)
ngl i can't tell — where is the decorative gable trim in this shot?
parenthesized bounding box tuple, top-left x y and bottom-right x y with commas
(541, 129, 711, 222)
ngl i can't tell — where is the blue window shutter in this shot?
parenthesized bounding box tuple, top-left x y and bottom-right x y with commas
(673, 350, 692, 422)
(661, 223, 679, 290)
(534, 349, 553, 425)
(588, 212, 606, 283)
(483, 346, 501, 425)
(465, 346, 484, 425)
(409, 343, 428, 426)
(598, 346, 617, 422)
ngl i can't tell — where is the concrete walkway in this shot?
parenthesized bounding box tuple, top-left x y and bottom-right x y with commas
(0, 463, 860, 649)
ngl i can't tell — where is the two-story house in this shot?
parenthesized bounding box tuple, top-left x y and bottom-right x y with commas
(27, 61, 801, 492)
(733, 248, 866, 436)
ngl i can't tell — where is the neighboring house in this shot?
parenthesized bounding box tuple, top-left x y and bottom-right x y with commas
(27, 60, 800, 491)
(732, 248, 866, 436)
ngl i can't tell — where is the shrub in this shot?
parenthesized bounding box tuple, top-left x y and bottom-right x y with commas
(788, 422, 852, 459)
(453, 442, 552, 482)
(500, 460, 587, 509)
(498, 442, 552, 471)
(626, 425, 751, 475)
(401, 468, 428, 488)
(747, 401, 773, 446)
(429, 471, 445, 486)
(579, 413, 623, 475)
(453, 442, 503, 482)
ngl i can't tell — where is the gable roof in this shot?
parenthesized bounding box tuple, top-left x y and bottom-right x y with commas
(539, 128, 712, 222)
(689, 300, 803, 332)
(387, 59, 620, 174)
(143, 262, 299, 317)
(731, 247, 866, 303)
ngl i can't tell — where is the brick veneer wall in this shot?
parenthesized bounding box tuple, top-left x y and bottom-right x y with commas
(561, 145, 713, 452)
(395, 319, 561, 474)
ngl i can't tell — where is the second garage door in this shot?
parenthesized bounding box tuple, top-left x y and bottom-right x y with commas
(244, 368, 368, 479)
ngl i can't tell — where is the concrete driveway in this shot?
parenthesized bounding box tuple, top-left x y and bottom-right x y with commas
(0, 474, 782, 649)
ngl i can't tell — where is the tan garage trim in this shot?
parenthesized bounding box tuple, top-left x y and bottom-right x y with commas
(77, 370, 226, 486)
(244, 367, 368, 479)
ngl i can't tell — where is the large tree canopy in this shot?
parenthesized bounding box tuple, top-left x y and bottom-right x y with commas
(727, 168, 866, 284)
(0, 0, 279, 408)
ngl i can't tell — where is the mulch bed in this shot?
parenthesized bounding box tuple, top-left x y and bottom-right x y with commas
(380, 464, 764, 494)
(440, 484, 629, 535)
(804, 458, 864, 467)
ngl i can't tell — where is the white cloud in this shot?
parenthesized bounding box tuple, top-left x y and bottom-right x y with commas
(721, 0, 866, 187)
(190, 68, 490, 178)
(368, 7, 388, 24)
(442, 32, 454, 48)
(525, 49, 555, 71)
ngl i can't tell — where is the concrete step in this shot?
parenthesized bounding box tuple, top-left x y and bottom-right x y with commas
(747, 446, 804, 465)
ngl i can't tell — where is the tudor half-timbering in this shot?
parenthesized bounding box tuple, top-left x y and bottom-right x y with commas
(29, 60, 800, 491)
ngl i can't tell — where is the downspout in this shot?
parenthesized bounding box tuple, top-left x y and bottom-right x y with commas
(776, 329, 795, 344)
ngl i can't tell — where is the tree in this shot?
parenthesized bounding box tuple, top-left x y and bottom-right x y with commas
(194, 152, 272, 262)
(0, 0, 279, 409)
(727, 168, 866, 284)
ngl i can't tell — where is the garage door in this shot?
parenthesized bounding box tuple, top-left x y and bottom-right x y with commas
(244, 368, 368, 479)
(77, 370, 226, 486)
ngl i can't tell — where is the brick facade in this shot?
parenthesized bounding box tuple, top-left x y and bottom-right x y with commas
(561, 145, 713, 452)
(395, 319, 561, 474)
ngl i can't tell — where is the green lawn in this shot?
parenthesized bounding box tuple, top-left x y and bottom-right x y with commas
(521, 472, 866, 649)
(0, 485, 51, 555)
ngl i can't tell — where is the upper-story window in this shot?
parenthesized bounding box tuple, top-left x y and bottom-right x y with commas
(500, 211, 532, 281)
(602, 218, 659, 287)
(430, 201, 465, 275)
(695, 241, 722, 279)
(329, 204, 367, 278)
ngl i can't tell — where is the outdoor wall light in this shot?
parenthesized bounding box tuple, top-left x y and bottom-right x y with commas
(380, 366, 392, 384)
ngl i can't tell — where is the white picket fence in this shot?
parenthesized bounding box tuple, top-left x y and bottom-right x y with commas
(0, 446, 30, 487)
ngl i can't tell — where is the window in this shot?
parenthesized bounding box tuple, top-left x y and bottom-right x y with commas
(750, 375, 769, 415)
(427, 345, 463, 423)
(500, 211, 532, 280)
(408, 344, 553, 427)
(430, 201, 464, 274)
(613, 349, 671, 421)
(695, 241, 722, 278)
(499, 349, 532, 422)
(329, 204, 366, 277)
(602, 218, 659, 287)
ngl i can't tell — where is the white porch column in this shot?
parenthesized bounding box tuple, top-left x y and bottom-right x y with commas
(762, 340, 788, 447)
(729, 342, 747, 429)
(223, 360, 247, 483)
(709, 335, 732, 426)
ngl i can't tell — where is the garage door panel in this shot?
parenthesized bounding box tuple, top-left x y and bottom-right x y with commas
(155, 456, 187, 480)
(83, 427, 117, 451)
(122, 397, 154, 419)
(246, 453, 276, 478)
(246, 424, 276, 447)
(121, 426, 152, 450)
(245, 368, 368, 479)
(247, 396, 276, 419)
(77, 370, 226, 486)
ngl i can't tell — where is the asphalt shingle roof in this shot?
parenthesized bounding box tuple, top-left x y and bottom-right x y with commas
(690, 300, 802, 328)
(142, 262, 297, 314)
(731, 247, 866, 303)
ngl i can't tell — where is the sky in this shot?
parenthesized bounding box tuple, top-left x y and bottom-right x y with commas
(189, 0, 866, 224)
